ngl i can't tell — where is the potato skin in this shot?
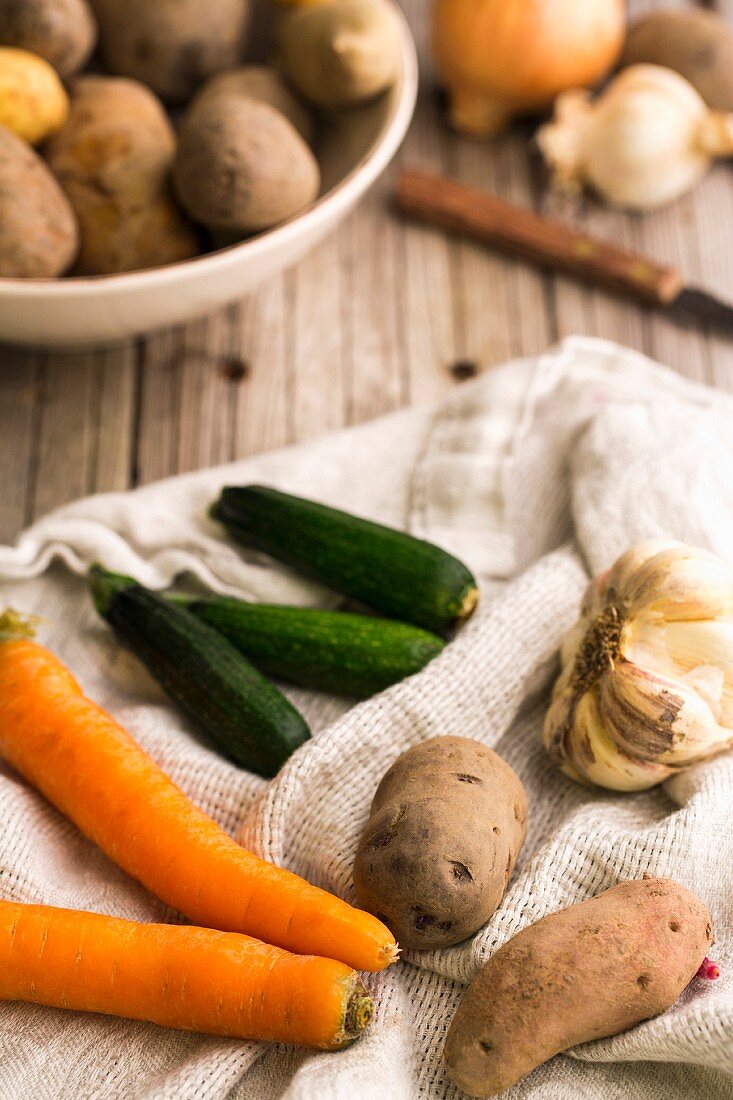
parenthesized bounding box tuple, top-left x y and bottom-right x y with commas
(354, 737, 527, 951)
(0, 125, 78, 277)
(622, 10, 733, 113)
(174, 95, 320, 234)
(276, 0, 401, 109)
(195, 65, 315, 144)
(0, 0, 97, 79)
(89, 0, 251, 105)
(0, 46, 68, 144)
(45, 76, 199, 275)
(445, 877, 714, 1098)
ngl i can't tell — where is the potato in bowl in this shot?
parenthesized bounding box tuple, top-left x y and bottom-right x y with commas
(0, 0, 417, 347)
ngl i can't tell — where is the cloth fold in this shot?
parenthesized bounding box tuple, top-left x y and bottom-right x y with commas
(0, 336, 731, 1099)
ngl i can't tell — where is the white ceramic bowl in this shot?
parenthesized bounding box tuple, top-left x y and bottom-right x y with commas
(0, 5, 417, 349)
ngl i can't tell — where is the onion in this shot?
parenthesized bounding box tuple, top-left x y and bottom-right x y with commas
(432, 0, 626, 138)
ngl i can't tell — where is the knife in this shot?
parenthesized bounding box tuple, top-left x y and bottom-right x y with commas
(395, 168, 733, 336)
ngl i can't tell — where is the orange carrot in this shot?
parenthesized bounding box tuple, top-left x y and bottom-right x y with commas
(0, 898, 373, 1048)
(0, 614, 398, 972)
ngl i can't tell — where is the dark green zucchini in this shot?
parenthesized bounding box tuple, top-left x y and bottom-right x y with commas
(210, 486, 479, 636)
(89, 566, 310, 778)
(180, 599, 446, 699)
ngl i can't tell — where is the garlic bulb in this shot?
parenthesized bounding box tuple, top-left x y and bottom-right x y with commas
(537, 65, 733, 211)
(543, 540, 733, 792)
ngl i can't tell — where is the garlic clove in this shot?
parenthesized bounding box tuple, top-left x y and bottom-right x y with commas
(627, 547, 733, 621)
(603, 540, 684, 603)
(565, 687, 671, 791)
(636, 618, 733, 726)
(599, 658, 731, 766)
(543, 667, 672, 791)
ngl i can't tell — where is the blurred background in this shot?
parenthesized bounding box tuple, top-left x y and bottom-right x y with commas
(0, 0, 731, 547)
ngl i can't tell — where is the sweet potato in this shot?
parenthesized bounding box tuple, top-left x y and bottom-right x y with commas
(45, 76, 199, 275)
(0, 125, 78, 277)
(0, 0, 97, 78)
(444, 877, 714, 1097)
(354, 737, 527, 950)
(89, 0, 251, 105)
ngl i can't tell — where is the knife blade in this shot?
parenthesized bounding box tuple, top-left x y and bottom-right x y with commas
(669, 288, 733, 336)
(395, 168, 733, 337)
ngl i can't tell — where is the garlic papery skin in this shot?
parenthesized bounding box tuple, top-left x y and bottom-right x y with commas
(543, 540, 733, 792)
(537, 65, 733, 211)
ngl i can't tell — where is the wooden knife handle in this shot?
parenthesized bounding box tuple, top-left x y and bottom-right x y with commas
(395, 168, 684, 307)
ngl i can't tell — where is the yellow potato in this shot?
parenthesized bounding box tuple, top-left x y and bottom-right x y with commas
(46, 76, 200, 275)
(0, 47, 68, 144)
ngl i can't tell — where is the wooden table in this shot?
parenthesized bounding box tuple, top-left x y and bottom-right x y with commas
(1, 0, 731, 545)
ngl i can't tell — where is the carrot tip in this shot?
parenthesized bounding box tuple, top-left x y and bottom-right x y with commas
(340, 980, 373, 1046)
(380, 940, 401, 967)
(0, 609, 41, 642)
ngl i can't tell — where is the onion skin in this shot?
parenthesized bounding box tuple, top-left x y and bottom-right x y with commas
(433, 0, 626, 138)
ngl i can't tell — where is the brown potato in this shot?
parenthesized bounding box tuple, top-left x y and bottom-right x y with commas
(174, 94, 320, 234)
(622, 9, 733, 113)
(0, 125, 78, 278)
(0, 0, 97, 79)
(194, 65, 315, 144)
(45, 76, 199, 275)
(354, 737, 527, 951)
(445, 877, 714, 1097)
(89, 0, 251, 105)
(275, 0, 401, 109)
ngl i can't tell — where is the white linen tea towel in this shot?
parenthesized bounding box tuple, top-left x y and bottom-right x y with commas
(0, 336, 731, 1100)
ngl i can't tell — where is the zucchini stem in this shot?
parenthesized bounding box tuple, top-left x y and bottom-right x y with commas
(89, 565, 138, 616)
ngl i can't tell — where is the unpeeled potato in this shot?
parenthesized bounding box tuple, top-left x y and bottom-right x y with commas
(89, 0, 252, 105)
(195, 66, 315, 144)
(174, 94, 320, 234)
(0, 125, 78, 277)
(354, 737, 527, 950)
(622, 9, 733, 113)
(0, 46, 68, 144)
(46, 76, 199, 275)
(275, 0, 401, 109)
(0, 0, 97, 79)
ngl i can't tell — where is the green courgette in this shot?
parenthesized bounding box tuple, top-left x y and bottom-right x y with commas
(210, 486, 479, 636)
(179, 599, 446, 699)
(89, 566, 310, 778)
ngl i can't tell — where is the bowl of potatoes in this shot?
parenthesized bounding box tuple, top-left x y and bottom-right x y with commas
(0, 0, 417, 348)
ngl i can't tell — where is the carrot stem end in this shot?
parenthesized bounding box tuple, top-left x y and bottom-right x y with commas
(0, 609, 41, 643)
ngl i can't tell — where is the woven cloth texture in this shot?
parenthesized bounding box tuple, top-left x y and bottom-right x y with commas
(0, 337, 731, 1100)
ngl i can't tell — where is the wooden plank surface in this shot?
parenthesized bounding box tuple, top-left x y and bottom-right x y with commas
(0, 0, 732, 543)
